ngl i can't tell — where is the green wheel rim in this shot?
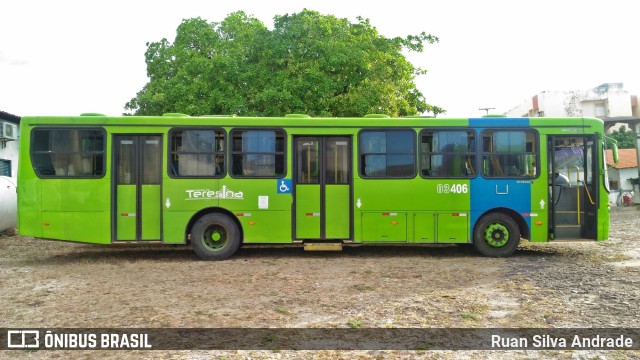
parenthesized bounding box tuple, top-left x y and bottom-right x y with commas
(201, 225, 228, 251)
(484, 222, 510, 248)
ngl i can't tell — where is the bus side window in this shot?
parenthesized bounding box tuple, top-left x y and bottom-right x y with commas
(359, 130, 415, 178)
(169, 129, 225, 178)
(482, 130, 537, 178)
(31, 129, 105, 178)
(231, 129, 286, 178)
(420, 130, 475, 178)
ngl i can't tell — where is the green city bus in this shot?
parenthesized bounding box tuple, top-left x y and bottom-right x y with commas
(17, 113, 612, 260)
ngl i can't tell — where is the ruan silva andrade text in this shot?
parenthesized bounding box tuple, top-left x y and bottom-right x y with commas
(491, 334, 633, 349)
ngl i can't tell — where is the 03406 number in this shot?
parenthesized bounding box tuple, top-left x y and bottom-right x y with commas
(436, 183, 468, 194)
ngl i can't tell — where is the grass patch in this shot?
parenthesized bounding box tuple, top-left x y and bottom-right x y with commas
(347, 318, 363, 328)
(460, 311, 479, 321)
(585, 253, 632, 263)
(274, 307, 290, 315)
(352, 283, 374, 292)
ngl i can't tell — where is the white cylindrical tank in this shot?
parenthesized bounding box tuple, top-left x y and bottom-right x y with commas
(0, 176, 17, 232)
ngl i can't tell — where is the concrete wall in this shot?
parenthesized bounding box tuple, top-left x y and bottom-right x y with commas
(544, 92, 574, 117)
(617, 167, 638, 191)
(508, 98, 533, 117)
(608, 166, 640, 205)
(608, 88, 632, 117)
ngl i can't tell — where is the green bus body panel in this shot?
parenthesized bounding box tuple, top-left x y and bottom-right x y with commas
(39, 179, 110, 243)
(437, 213, 468, 243)
(17, 179, 42, 237)
(527, 120, 556, 242)
(325, 185, 350, 239)
(217, 180, 290, 210)
(63, 212, 109, 243)
(413, 213, 436, 242)
(162, 212, 193, 244)
(413, 212, 469, 243)
(353, 179, 471, 243)
(218, 179, 293, 243)
(239, 211, 291, 243)
(530, 136, 549, 243)
(597, 136, 610, 241)
(40, 211, 65, 240)
(361, 212, 407, 242)
(353, 179, 470, 211)
(40, 180, 62, 211)
(117, 185, 137, 241)
(295, 185, 321, 239)
(141, 185, 161, 240)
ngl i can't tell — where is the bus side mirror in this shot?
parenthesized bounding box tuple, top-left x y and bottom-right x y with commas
(605, 136, 619, 164)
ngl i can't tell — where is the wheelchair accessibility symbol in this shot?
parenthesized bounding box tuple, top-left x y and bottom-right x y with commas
(277, 179, 292, 194)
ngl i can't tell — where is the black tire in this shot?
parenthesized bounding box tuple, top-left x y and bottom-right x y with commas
(473, 212, 520, 257)
(191, 213, 241, 260)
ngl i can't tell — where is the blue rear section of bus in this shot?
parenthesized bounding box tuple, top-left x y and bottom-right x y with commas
(468, 118, 532, 239)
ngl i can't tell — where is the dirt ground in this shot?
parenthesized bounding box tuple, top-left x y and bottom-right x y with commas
(1, 209, 640, 359)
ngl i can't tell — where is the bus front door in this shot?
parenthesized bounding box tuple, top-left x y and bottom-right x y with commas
(294, 136, 352, 240)
(112, 135, 162, 241)
(548, 135, 598, 240)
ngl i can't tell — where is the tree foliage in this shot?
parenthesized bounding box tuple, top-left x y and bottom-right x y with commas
(609, 125, 636, 149)
(125, 10, 443, 117)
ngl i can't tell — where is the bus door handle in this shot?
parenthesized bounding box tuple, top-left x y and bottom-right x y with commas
(496, 185, 509, 195)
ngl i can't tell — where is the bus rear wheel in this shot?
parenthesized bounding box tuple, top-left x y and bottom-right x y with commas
(191, 213, 241, 260)
(473, 213, 520, 257)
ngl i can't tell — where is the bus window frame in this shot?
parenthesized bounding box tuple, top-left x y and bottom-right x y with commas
(167, 127, 227, 179)
(357, 128, 417, 179)
(30, 126, 107, 179)
(418, 128, 478, 179)
(228, 127, 288, 179)
(480, 128, 540, 180)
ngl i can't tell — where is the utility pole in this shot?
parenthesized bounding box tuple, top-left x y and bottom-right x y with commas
(479, 107, 495, 115)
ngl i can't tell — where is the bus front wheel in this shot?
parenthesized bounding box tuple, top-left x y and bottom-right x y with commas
(473, 213, 520, 257)
(191, 213, 241, 260)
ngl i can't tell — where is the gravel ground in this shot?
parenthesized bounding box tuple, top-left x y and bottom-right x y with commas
(1, 208, 639, 359)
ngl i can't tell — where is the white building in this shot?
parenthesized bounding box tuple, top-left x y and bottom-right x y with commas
(0, 111, 19, 180)
(606, 148, 639, 205)
(505, 83, 639, 119)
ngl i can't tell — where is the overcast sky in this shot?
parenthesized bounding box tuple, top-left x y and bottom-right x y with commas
(1, 0, 638, 117)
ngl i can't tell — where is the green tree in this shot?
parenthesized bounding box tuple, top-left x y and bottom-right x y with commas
(609, 125, 635, 149)
(125, 10, 443, 117)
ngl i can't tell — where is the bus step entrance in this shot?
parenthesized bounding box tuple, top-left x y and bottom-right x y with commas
(303, 241, 343, 251)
